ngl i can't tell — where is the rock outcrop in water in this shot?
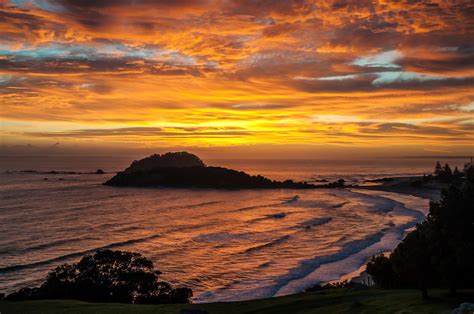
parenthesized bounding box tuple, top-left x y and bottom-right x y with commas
(104, 152, 316, 189)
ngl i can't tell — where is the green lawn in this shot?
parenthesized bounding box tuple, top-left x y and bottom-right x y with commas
(1, 289, 473, 314)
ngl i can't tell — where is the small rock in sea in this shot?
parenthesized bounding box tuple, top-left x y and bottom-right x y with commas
(58, 178, 65, 181)
(43, 178, 48, 181)
(267, 212, 286, 219)
(95, 169, 105, 174)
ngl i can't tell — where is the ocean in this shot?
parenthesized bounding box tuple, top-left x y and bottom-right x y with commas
(0, 156, 467, 302)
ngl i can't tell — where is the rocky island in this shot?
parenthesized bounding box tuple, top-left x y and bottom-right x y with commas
(104, 152, 317, 189)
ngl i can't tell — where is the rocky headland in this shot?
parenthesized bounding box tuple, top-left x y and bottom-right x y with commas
(104, 152, 322, 189)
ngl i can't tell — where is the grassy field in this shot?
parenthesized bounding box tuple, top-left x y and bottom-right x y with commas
(1, 289, 473, 314)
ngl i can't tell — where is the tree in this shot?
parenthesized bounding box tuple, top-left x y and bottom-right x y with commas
(434, 161, 443, 177)
(453, 167, 462, 179)
(426, 172, 474, 294)
(366, 254, 396, 289)
(7, 250, 192, 304)
(464, 162, 474, 178)
(434, 162, 454, 182)
(390, 223, 435, 299)
(442, 163, 453, 180)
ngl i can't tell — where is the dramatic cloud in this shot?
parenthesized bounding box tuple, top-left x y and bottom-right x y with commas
(1, 0, 473, 155)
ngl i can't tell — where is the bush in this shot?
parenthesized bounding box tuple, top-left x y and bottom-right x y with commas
(6, 250, 192, 304)
(366, 254, 396, 289)
(305, 280, 352, 292)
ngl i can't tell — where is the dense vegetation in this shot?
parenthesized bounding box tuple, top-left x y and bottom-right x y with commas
(422, 160, 472, 183)
(4, 250, 192, 304)
(367, 162, 474, 299)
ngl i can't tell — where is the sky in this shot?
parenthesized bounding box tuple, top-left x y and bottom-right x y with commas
(0, 0, 473, 158)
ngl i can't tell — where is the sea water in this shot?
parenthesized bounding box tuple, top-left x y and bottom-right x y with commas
(0, 156, 465, 302)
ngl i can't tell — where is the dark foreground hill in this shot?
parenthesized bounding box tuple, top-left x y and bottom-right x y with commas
(104, 152, 318, 189)
(1, 289, 473, 314)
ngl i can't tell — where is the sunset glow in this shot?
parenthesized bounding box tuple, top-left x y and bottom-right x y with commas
(1, 0, 473, 157)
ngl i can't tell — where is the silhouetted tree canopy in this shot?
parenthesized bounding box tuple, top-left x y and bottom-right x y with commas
(464, 161, 474, 178)
(433, 161, 455, 182)
(390, 223, 435, 299)
(6, 250, 192, 304)
(434, 161, 443, 177)
(427, 172, 474, 294)
(366, 254, 396, 289)
(453, 166, 462, 179)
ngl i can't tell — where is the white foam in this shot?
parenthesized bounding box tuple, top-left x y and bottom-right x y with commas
(273, 190, 428, 297)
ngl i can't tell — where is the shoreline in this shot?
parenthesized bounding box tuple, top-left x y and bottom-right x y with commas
(329, 178, 441, 288)
(271, 186, 431, 298)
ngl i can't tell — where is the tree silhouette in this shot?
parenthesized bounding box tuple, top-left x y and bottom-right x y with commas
(6, 250, 192, 304)
(366, 254, 396, 289)
(443, 163, 453, 179)
(426, 171, 474, 294)
(390, 223, 434, 299)
(434, 161, 443, 177)
(464, 162, 474, 178)
(453, 166, 462, 180)
(433, 162, 456, 182)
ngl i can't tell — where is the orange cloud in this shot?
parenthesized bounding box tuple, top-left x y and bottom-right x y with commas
(0, 0, 473, 156)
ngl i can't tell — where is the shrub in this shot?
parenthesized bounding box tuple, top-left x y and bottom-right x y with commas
(6, 250, 192, 304)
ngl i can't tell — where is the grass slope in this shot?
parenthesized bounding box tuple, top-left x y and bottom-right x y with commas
(1, 289, 473, 314)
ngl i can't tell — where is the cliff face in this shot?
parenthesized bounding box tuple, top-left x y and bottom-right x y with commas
(104, 152, 316, 189)
(124, 152, 205, 173)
